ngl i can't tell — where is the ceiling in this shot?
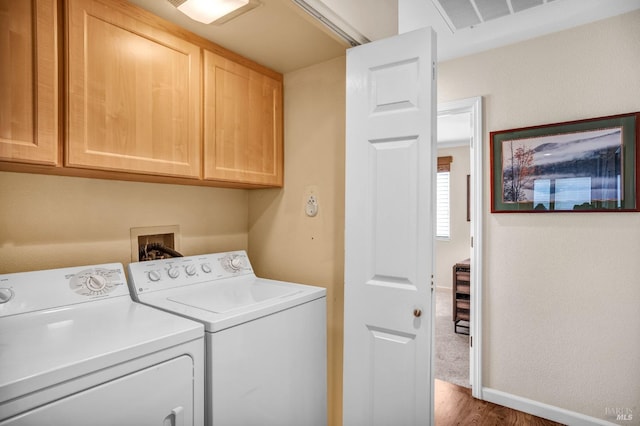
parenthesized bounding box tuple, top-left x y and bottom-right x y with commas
(438, 112, 472, 146)
(127, 0, 640, 74)
(127, 0, 348, 74)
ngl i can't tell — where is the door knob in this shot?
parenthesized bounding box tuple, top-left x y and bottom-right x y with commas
(413, 308, 422, 318)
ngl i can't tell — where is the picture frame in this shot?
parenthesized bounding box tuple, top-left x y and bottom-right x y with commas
(490, 112, 640, 213)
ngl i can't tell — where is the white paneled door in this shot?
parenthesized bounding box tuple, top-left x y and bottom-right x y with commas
(343, 28, 437, 425)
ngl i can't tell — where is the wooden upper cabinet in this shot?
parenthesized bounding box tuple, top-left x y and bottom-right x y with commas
(66, 0, 201, 178)
(204, 50, 283, 186)
(2, 0, 284, 188)
(0, 0, 59, 165)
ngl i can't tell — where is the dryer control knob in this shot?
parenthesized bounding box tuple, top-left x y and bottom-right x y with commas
(167, 266, 180, 279)
(148, 270, 161, 282)
(86, 274, 107, 292)
(0, 288, 14, 304)
(201, 263, 212, 273)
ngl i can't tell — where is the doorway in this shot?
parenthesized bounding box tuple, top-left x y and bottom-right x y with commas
(434, 97, 483, 399)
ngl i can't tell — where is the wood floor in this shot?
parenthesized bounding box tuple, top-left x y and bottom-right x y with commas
(435, 380, 565, 426)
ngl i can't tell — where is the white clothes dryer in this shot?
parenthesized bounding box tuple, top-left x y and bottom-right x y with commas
(127, 250, 327, 426)
(0, 263, 205, 426)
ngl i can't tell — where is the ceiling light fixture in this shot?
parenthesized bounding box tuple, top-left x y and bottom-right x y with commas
(167, 0, 250, 24)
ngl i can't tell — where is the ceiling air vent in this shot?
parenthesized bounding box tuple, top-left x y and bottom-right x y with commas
(431, 0, 555, 32)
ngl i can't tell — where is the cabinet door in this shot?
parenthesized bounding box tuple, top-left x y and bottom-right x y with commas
(0, 0, 59, 165)
(204, 51, 283, 186)
(66, 0, 201, 178)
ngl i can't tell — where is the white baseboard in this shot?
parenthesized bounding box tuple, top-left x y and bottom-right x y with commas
(482, 387, 620, 426)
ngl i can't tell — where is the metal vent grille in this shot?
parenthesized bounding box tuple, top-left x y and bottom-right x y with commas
(166, 0, 187, 7)
(432, 0, 555, 32)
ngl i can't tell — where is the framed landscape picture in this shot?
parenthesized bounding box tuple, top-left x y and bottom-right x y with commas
(490, 112, 639, 213)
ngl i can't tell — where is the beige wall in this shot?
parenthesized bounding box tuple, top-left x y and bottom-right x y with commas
(0, 54, 346, 425)
(435, 145, 471, 288)
(4, 9, 639, 425)
(248, 56, 346, 426)
(0, 172, 248, 273)
(439, 10, 640, 420)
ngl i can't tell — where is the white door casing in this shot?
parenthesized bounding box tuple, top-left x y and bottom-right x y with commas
(343, 27, 437, 426)
(437, 96, 483, 398)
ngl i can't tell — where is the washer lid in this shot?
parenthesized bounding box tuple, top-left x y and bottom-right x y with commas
(138, 276, 326, 333)
(167, 279, 301, 314)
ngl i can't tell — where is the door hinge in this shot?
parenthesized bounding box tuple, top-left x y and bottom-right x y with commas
(471, 236, 473, 248)
(432, 61, 436, 81)
(470, 336, 473, 347)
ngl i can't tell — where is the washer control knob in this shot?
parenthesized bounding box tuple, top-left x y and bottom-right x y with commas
(0, 288, 14, 304)
(201, 263, 212, 274)
(230, 257, 244, 270)
(167, 266, 180, 279)
(185, 264, 197, 276)
(148, 270, 161, 282)
(223, 255, 245, 273)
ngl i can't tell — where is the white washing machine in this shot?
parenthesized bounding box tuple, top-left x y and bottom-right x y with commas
(0, 263, 205, 426)
(127, 250, 327, 426)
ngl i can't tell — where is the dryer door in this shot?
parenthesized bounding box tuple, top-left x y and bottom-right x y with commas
(1, 356, 194, 426)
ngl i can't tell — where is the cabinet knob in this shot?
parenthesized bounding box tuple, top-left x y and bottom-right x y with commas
(413, 308, 422, 318)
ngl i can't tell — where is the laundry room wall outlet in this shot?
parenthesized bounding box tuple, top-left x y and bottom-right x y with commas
(303, 186, 319, 217)
(305, 195, 319, 217)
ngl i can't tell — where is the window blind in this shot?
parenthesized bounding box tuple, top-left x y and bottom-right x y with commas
(436, 171, 450, 239)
